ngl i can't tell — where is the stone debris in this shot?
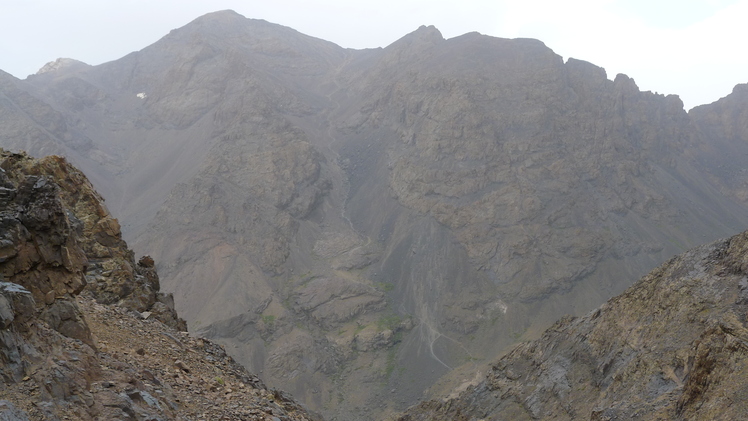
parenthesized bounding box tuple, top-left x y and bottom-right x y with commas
(0, 150, 321, 420)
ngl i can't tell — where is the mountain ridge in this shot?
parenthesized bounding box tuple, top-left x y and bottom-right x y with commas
(2, 10, 748, 419)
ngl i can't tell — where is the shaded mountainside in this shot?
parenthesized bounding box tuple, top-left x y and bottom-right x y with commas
(0, 150, 320, 420)
(689, 83, 748, 205)
(2, 10, 748, 419)
(399, 229, 748, 420)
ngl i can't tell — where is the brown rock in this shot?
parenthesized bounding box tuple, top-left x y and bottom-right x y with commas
(138, 255, 155, 268)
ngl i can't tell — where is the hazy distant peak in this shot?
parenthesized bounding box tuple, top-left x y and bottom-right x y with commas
(191, 9, 247, 24)
(35, 58, 88, 75)
(565, 57, 608, 81)
(614, 72, 639, 91)
(165, 9, 310, 47)
(184, 9, 291, 34)
(732, 83, 748, 95)
(385, 24, 444, 54)
(408, 25, 444, 42)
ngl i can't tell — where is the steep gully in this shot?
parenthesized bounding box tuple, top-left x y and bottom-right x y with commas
(316, 56, 467, 374)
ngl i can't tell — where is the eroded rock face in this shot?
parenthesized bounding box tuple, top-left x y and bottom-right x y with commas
(689, 83, 748, 206)
(0, 152, 92, 346)
(0, 151, 185, 331)
(399, 230, 748, 420)
(0, 150, 319, 420)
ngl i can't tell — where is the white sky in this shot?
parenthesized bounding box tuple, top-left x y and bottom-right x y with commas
(1, 0, 746, 110)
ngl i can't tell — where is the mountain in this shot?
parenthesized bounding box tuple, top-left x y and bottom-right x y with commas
(399, 228, 748, 420)
(0, 149, 320, 420)
(2, 10, 748, 419)
(689, 83, 748, 205)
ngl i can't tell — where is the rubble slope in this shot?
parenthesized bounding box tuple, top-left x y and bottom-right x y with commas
(0, 149, 320, 420)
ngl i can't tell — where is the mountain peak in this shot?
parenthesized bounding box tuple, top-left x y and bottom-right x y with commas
(732, 82, 748, 95)
(35, 57, 89, 75)
(191, 9, 246, 23)
(384, 24, 444, 55)
(404, 24, 444, 43)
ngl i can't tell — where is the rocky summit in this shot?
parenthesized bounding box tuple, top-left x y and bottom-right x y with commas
(0, 150, 320, 420)
(1, 9, 748, 420)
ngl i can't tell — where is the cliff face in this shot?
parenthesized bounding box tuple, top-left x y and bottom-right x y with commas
(399, 229, 748, 420)
(689, 83, 748, 205)
(3, 10, 748, 419)
(0, 150, 319, 420)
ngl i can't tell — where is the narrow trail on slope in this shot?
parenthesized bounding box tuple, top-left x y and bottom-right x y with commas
(399, 279, 476, 371)
(415, 309, 476, 370)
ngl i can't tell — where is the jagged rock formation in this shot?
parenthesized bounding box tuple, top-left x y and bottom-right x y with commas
(0, 150, 319, 420)
(0, 150, 184, 330)
(398, 229, 748, 420)
(2, 10, 748, 419)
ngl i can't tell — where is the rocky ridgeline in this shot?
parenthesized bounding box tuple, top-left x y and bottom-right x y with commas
(399, 229, 748, 420)
(4, 11, 748, 419)
(0, 150, 320, 420)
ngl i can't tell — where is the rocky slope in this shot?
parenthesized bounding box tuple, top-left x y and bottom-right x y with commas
(2, 10, 748, 419)
(0, 150, 320, 420)
(399, 228, 748, 420)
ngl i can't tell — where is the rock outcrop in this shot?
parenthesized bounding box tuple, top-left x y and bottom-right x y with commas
(0, 150, 320, 420)
(0, 150, 184, 330)
(399, 229, 748, 420)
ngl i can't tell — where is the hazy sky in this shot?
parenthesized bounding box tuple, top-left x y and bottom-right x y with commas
(1, 0, 746, 109)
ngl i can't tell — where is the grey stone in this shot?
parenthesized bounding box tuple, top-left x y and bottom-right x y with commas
(0, 400, 30, 421)
(0, 296, 13, 329)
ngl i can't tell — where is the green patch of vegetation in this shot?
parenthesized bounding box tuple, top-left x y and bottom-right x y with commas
(376, 314, 402, 331)
(214, 376, 224, 386)
(262, 314, 276, 325)
(462, 355, 480, 363)
(374, 282, 395, 292)
(354, 323, 367, 334)
(384, 347, 398, 378)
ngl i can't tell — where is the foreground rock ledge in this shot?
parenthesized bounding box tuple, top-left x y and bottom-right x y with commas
(399, 229, 748, 420)
(0, 150, 321, 420)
